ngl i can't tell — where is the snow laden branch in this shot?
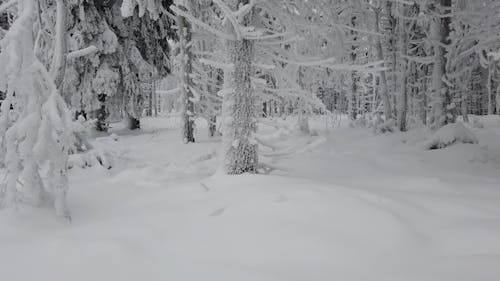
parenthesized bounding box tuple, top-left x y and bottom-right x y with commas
(212, 0, 243, 39)
(170, 5, 235, 41)
(67, 46, 98, 60)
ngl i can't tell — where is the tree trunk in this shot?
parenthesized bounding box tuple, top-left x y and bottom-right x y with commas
(430, 0, 453, 129)
(127, 113, 140, 130)
(49, 0, 67, 90)
(487, 60, 493, 115)
(349, 13, 359, 121)
(496, 81, 500, 115)
(222, 0, 258, 174)
(96, 93, 108, 132)
(208, 115, 217, 137)
(177, 6, 195, 143)
(397, 5, 408, 132)
(297, 66, 310, 134)
(374, 4, 393, 120)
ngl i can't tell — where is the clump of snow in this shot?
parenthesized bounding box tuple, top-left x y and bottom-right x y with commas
(68, 148, 114, 170)
(426, 122, 479, 150)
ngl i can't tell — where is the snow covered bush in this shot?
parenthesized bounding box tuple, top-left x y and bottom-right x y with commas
(426, 122, 479, 150)
(67, 117, 114, 170)
(68, 147, 114, 170)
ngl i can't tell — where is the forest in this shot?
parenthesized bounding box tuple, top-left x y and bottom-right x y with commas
(1, 0, 500, 280)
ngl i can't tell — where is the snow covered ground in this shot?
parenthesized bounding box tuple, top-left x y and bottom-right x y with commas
(1, 116, 500, 281)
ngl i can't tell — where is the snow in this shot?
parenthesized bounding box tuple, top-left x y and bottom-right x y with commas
(66, 45, 98, 60)
(426, 122, 479, 149)
(1, 116, 500, 280)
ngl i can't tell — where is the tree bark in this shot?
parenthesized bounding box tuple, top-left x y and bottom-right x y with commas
(127, 113, 140, 130)
(397, 4, 408, 132)
(487, 60, 493, 115)
(49, 0, 67, 90)
(177, 5, 196, 143)
(430, 0, 453, 129)
(374, 4, 393, 120)
(222, 0, 258, 174)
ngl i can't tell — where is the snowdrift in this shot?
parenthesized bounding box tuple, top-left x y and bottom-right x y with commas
(426, 122, 478, 150)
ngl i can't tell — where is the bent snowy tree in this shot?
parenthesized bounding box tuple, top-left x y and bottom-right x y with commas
(0, 0, 73, 218)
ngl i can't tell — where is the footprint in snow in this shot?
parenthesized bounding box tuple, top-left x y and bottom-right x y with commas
(209, 206, 228, 217)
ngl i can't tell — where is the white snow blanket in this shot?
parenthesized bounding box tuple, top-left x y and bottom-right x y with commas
(1, 116, 500, 281)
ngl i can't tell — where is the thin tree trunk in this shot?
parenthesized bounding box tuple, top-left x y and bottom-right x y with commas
(397, 4, 408, 132)
(208, 116, 217, 137)
(50, 0, 67, 90)
(96, 93, 108, 132)
(460, 84, 469, 122)
(487, 60, 493, 115)
(374, 4, 393, 120)
(297, 66, 310, 134)
(496, 81, 500, 115)
(177, 6, 195, 143)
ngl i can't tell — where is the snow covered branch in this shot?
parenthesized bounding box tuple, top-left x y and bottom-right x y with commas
(67, 46, 98, 60)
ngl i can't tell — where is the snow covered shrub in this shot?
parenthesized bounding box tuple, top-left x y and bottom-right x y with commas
(69, 118, 117, 170)
(72, 115, 94, 152)
(68, 148, 114, 170)
(426, 122, 479, 150)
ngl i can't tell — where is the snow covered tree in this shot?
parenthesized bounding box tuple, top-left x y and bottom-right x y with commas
(429, 0, 453, 129)
(220, 0, 258, 174)
(175, 1, 196, 143)
(64, 0, 174, 131)
(169, 0, 385, 173)
(0, 0, 74, 218)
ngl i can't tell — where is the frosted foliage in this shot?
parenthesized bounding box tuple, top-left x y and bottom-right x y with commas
(101, 24, 118, 54)
(92, 62, 120, 97)
(121, 0, 163, 19)
(118, 53, 143, 120)
(0, 0, 74, 217)
(129, 45, 156, 78)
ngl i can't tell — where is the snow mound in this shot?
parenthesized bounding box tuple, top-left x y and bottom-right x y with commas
(68, 148, 114, 169)
(426, 122, 478, 150)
